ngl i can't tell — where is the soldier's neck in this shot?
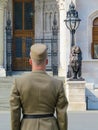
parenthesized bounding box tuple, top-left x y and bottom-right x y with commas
(32, 65, 46, 71)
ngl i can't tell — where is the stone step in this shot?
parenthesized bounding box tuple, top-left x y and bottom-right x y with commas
(0, 73, 65, 111)
(0, 83, 13, 86)
(0, 86, 11, 110)
(0, 77, 14, 83)
(0, 77, 14, 111)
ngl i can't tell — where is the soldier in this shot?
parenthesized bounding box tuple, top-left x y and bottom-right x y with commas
(10, 43, 68, 130)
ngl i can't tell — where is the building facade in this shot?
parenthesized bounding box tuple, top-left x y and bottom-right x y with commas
(0, 0, 98, 109)
(0, 0, 69, 77)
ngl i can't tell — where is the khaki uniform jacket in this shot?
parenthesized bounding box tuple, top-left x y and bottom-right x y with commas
(10, 70, 68, 130)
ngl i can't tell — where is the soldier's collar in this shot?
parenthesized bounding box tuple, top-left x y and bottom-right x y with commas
(32, 70, 46, 73)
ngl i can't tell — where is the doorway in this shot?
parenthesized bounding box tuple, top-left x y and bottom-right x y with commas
(12, 0, 34, 70)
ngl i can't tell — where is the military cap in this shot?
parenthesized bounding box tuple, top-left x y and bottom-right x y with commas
(30, 43, 47, 60)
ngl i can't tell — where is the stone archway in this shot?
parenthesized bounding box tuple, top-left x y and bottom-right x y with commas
(12, 0, 35, 71)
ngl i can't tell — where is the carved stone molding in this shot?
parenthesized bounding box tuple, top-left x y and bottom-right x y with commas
(44, 4, 58, 12)
(35, 5, 42, 12)
(35, 1, 59, 13)
(0, 0, 8, 9)
(56, 0, 66, 10)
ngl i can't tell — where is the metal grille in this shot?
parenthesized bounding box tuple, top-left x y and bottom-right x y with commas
(29, 38, 58, 73)
(15, 38, 22, 57)
(13, 38, 58, 73)
(26, 37, 32, 57)
(36, 39, 58, 74)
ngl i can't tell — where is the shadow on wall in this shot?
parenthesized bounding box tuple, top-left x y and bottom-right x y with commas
(85, 88, 98, 110)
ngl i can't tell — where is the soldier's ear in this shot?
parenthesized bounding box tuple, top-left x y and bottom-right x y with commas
(46, 59, 48, 65)
(29, 59, 32, 65)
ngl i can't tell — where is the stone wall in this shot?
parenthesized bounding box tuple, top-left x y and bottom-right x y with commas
(35, 0, 59, 39)
(76, 0, 98, 60)
(0, 0, 8, 77)
(75, 0, 98, 109)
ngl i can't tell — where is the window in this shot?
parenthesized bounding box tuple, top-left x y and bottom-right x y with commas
(14, 2, 22, 30)
(13, 0, 34, 30)
(92, 17, 98, 59)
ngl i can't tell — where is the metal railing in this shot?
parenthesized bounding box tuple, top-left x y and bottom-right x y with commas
(6, 37, 58, 75)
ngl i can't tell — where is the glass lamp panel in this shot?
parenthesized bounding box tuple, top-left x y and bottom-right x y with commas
(65, 19, 71, 30)
(75, 19, 80, 30)
(70, 18, 76, 30)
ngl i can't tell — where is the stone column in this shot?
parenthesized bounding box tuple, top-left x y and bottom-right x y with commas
(58, 0, 77, 77)
(58, 0, 67, 77)
(35, 0, 42, 39)
(0, 0, 8, 77)
(66, 80, 86, 111)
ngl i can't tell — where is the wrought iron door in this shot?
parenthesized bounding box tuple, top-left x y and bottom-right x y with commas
(12, 0, 34, 70)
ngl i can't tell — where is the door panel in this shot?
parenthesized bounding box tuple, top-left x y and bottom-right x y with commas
(24, 2, 34, 30)
(12, 0, 34, 70)
(14, 2, 22, 30)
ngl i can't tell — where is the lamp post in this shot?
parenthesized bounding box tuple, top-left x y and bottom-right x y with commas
(64, 1, 84, 80)
(64, 1, 81, 46)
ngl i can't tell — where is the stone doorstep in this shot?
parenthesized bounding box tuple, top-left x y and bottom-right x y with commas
(0, 68, 6, 77)
(0, 73, 65, 111)
(0, 70, 53, 77)
(12, 71, 53, 76)
(0, 77, 14, 81)
(0, 71, 65, 82)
